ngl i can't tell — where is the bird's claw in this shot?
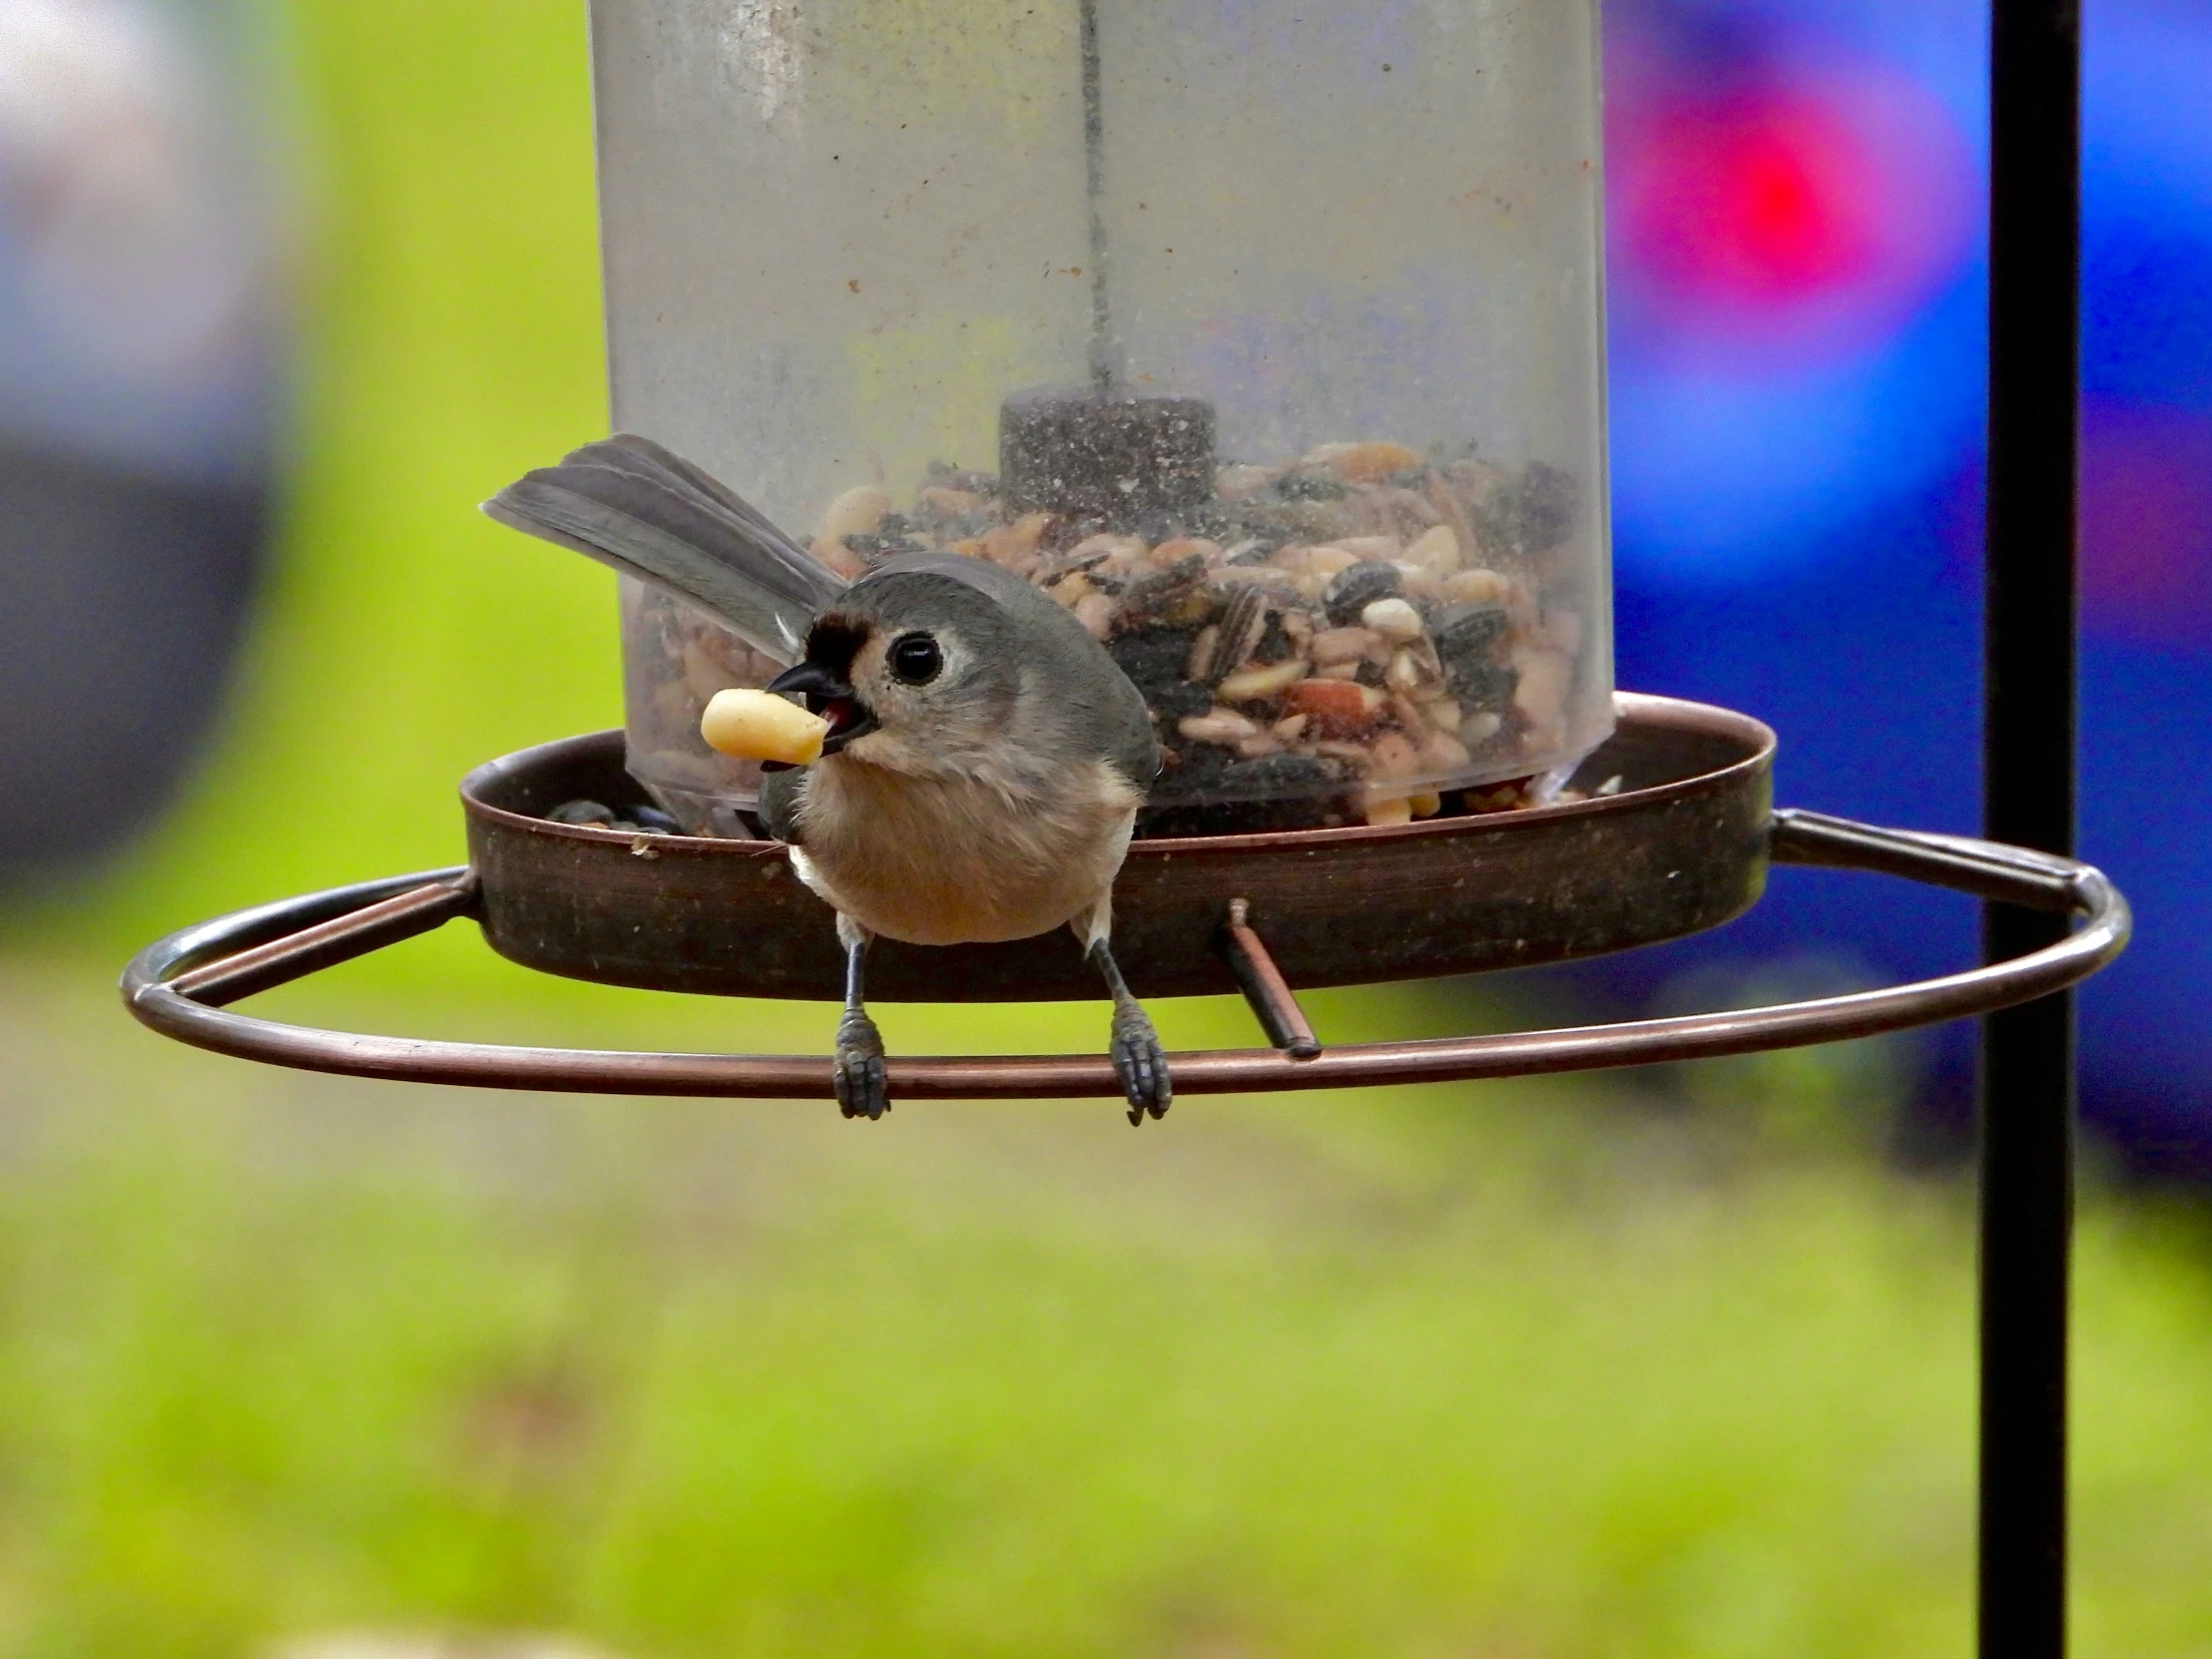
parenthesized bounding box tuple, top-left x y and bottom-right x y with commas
(834, 1010, 889, 1121)
(1111, 1004, 1172, 1125)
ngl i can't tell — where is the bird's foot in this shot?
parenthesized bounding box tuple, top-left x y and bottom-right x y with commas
(1110, 1003, 1172, 1126)
(833, 1010, 889, 1121)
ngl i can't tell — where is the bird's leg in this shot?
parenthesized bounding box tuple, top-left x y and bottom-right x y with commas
(1086, 933, 1171, 1126)
(832, 913, 888, 1120)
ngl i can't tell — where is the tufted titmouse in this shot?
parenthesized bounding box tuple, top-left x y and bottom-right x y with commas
(485, 434, 1171, 1124)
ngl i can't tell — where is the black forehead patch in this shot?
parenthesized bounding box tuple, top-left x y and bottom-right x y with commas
(805, 615, 871, 679)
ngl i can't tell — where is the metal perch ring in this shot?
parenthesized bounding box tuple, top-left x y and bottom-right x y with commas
(122, 808, 2127, 1102)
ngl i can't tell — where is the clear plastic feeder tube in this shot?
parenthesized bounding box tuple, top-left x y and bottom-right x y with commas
(591, 0, 1612, 834)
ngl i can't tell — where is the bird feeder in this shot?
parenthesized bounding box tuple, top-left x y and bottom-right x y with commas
(598, 0, 1613, 837)
(123, 8, 2114, 1647)
(122, 0, 2120, 1096)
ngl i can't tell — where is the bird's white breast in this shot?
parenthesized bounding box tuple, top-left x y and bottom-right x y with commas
(787, 755, 1141, 946)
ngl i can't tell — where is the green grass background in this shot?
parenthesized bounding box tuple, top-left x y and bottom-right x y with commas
(0, 2, 2207, 1655)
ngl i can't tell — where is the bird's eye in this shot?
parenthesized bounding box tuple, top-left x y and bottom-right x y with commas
(887, 632, 942, 685)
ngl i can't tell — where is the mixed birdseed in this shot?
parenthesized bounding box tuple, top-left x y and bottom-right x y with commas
(630, 439, 1604, 834)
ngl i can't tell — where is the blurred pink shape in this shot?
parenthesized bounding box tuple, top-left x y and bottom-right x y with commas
(1607, 31, 1976, 367)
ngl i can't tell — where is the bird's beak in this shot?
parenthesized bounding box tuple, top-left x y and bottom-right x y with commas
(767, 660, 879, 758)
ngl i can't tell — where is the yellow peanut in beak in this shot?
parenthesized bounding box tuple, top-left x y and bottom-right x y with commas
(700, 688, 831, 766)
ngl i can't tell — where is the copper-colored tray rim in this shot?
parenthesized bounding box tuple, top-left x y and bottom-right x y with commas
(453, 694, 1778, 1002)
(461, 691, 1772, 859)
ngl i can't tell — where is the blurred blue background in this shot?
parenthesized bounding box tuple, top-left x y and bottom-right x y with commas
(1588, 0, 2211, 1177)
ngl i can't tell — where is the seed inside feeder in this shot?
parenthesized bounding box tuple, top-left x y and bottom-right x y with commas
(636, 425, 1598, 832)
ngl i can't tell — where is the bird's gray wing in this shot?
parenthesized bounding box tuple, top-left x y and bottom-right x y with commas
(1031, 597, 1161, 795)
(1075, 664, 1163, 797)
(757, 766, 807, 845)
(482, 436, 846, 663)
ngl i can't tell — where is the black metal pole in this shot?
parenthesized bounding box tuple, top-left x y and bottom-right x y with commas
(1980, 3, 2080, 1657)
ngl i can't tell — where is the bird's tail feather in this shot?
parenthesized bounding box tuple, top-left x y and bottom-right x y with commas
(482, 436, 847, 662)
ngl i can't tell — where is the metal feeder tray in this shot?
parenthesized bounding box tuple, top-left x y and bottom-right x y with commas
(122, 694, 2128, 1099)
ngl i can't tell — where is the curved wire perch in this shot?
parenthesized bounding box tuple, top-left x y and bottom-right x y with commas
(120, 810, 2128, 1101)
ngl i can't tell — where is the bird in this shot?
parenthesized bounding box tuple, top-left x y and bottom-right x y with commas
(483, 433, 1171, 1125)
